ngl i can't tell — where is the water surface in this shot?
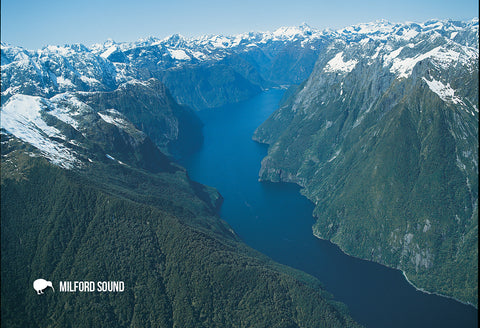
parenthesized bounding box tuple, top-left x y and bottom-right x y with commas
(179, 89, 477, 328)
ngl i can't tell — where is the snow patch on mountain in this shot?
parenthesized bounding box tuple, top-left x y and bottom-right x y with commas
(168, 49, 191, 60)
(383, 46, 405, 64)
(101, 45, 117, 58)
(80, 75, 101, 85)
(42, 45, 74, 57)
(389, 46, 468, 79)
(48, 93, 95, 130)
(422, 77, 466, 107)
(400, 28, 420, 40)
(97, 109, 129, 128)
(1, 95, 80, 168)
(340, 20, 397, 36)
(47, 104, 80, 129)
(56, 76, 75, 87)
(324, 52, 358, 73)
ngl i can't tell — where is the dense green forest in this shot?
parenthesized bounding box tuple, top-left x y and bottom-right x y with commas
(1, 135, 361, 327)
(254, 51, 479, 306)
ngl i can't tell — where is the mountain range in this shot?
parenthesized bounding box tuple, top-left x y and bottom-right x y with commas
(2, 23, 329, 110)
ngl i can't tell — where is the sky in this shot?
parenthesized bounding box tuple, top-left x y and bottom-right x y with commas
(1, 0, 478, 49)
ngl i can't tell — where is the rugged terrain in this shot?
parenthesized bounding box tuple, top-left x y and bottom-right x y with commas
(254, 19, 479, 306)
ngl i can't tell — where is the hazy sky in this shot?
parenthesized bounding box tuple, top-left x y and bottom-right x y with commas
(1, 0, 478, 49)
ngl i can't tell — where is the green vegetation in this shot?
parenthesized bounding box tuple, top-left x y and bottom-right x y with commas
(254, 56, 478, 306)
(1, 134, 361, 327)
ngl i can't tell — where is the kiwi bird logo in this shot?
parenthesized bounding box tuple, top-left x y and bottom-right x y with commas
(33, 279, 54, 295)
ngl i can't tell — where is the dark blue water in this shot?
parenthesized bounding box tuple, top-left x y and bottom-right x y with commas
(178, 89, 478, 328)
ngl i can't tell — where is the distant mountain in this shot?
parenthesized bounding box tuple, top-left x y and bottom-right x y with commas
(1, 43, 121, 103)
(89, 23, 329, 86)
(2, 24, 331, 109)
(1, 79, 361, 327)
(254, 18, 479, 306)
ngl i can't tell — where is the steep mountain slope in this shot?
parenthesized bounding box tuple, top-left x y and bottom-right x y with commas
(74, 78, 203, 155)
(1, 78, 202, 159)
(1, 140, 361, 328)
(1, 88, 361, 327)
(254, 19, 478, 306)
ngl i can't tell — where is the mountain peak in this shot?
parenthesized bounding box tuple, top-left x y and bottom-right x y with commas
(39, 44, 89, 56)
(271, 24, 319, 40)
(136, 36, 161, 46)
(299, 22, 312, 30)
(103, 38, 117, 47)
(162, 33, 188, 47)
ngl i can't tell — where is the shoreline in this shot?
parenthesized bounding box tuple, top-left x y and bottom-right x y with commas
(311, 230, 478, 310)
(253, 128, 478, 311)
(400, 270, 477, 309)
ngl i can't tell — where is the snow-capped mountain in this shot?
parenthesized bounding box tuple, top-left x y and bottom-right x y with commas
(90, 23, 327, 63)
(1, 43, 123, 102)
(287, 18, 479, 116)
(3, 19, 477, 110)
(1, 23, 329, 109)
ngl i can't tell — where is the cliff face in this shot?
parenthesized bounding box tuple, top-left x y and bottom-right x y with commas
(254, 19, 479, 306)
(74, 78, 203, 155)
